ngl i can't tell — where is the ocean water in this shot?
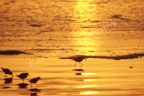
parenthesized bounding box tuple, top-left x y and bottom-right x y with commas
(0, 0, 144, 96)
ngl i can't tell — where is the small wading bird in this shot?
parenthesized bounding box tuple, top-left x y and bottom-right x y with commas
(29, 77, 41, 87)
(1, 67, 13, 77)
(72, 56, 86, 68)
(17, 72, 29, 83)
(60, 55, 87, 69)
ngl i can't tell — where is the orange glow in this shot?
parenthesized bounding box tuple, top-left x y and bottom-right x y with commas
(82, 72, 97, 76)
(76, 84, 99, 88)
(74, 0, 96, 21)
(84, 79, 98, 82)
(72, 0, 99, 55)
(80, 91, 100, 95)
(72, 31, 100, 55)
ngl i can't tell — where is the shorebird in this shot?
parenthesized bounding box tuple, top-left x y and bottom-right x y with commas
(17, 72, 29, 83)
(1, 67, 13, 77)
(60, 55, 87, 68)
(29, 77, 41, 87)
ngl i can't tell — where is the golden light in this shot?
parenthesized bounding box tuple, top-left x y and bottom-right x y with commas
(72, 0, 99, 55)
(80, 91, 100, 95)
(84, 79, 98, 82)
(72, 31, 99, 55)
(82, 72, 97, 76)
(74, 0, 96, 21)
(76, 84, 99, 88)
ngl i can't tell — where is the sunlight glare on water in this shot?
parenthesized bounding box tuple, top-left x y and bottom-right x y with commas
(80, 91, 100, 95)
(74, 0, 96, 21)
(71, 31, 100, 55)
(0, 0, 144, 96)
(72, 0, 100, 56)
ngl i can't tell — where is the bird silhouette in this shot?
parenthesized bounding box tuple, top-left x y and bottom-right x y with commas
(17, 72, 29, 83)
(1, 67, 13, 77)
(60, 55, 86, 68)
(29, 77, 41, 87)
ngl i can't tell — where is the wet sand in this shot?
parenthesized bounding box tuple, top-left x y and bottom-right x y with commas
(0, 56, 144, 96)
(0, 0, 144, 96)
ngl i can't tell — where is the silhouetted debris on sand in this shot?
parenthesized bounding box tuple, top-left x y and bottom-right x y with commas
(60, 53, 144, 60)
(0, 50, 31, 55)
(28, 24, 43, 27)
(129, 66, 133, 69)
(111, 14, 130, 21)
(4, 78, 13, 83)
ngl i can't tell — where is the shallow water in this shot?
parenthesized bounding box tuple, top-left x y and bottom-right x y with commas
(0, 57, 144, 96)
(0, 0, 144, 96)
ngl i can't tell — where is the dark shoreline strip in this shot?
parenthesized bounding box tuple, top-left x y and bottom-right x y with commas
(60, 53, 144, 60)
(0, 50, 31, 55)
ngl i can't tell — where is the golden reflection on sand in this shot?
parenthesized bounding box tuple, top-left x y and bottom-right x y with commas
(75, 71, 100, 95)
(72, 30, 100, 55)
(83, 79, 98, 82)
(74, 0, 96, 21)
(80, 91, 100, 95)
(82, 72, 97, 76)
(72, 0, 99, 55)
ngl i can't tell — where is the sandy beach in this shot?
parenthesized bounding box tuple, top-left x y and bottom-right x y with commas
(0, 0, 144, 96)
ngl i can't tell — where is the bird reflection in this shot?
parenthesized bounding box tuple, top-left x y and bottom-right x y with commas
(29, 88, 41, 92)
(72, 68, 84, 72)
(73, 67, 84, 76)
(3, 77, 13, 89)
(4, 77, 13, 84)
(18, 83, 28, 88)
(29, 88, 41, 96)
(3, 86, 11, 89)
(75, 72, 82, 75)
(30, 93, 38, 96)
(74, 71, 84, 81)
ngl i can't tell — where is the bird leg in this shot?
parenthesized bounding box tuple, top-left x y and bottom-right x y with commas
(4, 74, 7, 78)
(74, 62, 77, 68)
(31, 83, 33, 88)
(22, 79, 24, 83)
(79, 63, 83, 69)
